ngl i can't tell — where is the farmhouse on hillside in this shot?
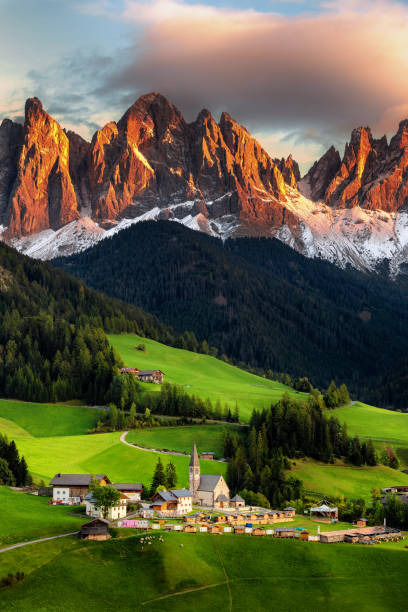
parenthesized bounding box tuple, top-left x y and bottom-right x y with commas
(50, 474, 111, 504)
(151, 489, 193, 515)
(120, 367, 164, 384)
(84, 491, 127, 520)
(112, 483, 143, 501)
(189, 443, 230, 508)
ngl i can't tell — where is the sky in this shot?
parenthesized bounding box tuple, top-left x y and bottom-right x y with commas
(1, 0, 408, 171)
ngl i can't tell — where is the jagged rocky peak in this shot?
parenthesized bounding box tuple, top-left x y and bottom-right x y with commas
(299, 145, 341, 202)
(389, 119, 408, 152)
(275, 154, 301, 189)
(6, 97, 79, 237)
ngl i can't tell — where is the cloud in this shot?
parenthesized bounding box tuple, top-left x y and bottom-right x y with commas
(94, 0, 408, 150)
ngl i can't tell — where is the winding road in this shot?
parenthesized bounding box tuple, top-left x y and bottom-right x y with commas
(120, 431, 226, 462)
(0, 531, 79, 555)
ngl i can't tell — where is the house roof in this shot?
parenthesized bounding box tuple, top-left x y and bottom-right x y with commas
(155, 491, 176, 502)
(216, 494, 229, 502)
(231, 495, 244, 502)
(310, 503, 337, 513)
(171, 489, 193, 498)
(190, 443, 200, 468)
(138, 370, 164, 376)
(50, 474, 109, 486)
(201, 451, 214, 455)
(112, 483, 143, 491)
(198, 474, 222, 492)
(284, 507, 296, 511)
(81, 518, 109, 529)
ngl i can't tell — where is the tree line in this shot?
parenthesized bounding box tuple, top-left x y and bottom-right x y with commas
(0, 434, 30, 486)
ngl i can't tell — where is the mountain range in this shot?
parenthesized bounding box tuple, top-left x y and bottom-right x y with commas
(1, 93, 408, 273)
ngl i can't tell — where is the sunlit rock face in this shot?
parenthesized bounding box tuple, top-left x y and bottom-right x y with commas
(7, 98, 79, 237)
(3, 92, 408, 273)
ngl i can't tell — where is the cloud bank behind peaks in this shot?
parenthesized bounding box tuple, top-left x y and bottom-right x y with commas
(99, 0, 408, 143)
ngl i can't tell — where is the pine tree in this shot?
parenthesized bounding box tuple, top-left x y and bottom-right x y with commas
(150, 458, 166, 496)
(165, 461, 178, 489)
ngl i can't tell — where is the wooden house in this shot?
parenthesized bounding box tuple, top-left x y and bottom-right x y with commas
(210, 525, 222, 534)
(80, 518, 110, 541)
(151, 489, 193, 515)
(112, 483, 143, 501)
(138, 370, 164, 384)
(234, 526, 245, 534)
(184, 524, 197, 533)
(50, 474, 111, 505)
(200, 452, 214, 460)
(274, 528, 298, 539)
(354, 518, 368, 528)
(300, 530, 310, 541)
(284, 507, 296, 517)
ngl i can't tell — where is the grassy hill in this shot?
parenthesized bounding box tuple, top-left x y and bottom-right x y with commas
(126, 424, 244, 458)
(0, 488, 85, 547)
(332, 402, 408, 467)
(1, 533, 408, 610)
(290, 458, 408, 501)
(0, 399, 100, 437)
(109, 333, 306, 422)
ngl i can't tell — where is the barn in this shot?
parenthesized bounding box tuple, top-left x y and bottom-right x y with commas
(80, 518, 110, 541)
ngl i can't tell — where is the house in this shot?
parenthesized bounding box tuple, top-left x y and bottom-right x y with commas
(200, 452, 214, 460)
(184, 524, 197, 533)
(112, 483, 143, 501)
(84, 492, 127, 521)
(354, 518, 368, 527)
(234, 526, 245, 534)
(274, 528, 298, 538)
(120, 367, 140, 377)
(210, 525, 222, 534)
(230, 495, 245, 509)
(189, 444, 230, 508)
(138, 370, 164, 384)
(80, 518, 110, 541)
(151, 489, 193, 515)
(50, 474, 111, 504)
(284, 507, 296, 517)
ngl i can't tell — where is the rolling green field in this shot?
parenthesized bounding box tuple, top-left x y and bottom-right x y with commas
(109, 333, 306, 422)
(290, 458, 408, 501)
(1, 532, 408, 611)
(126, 424, 244, 457)
(4, 426, 226, 487)
(0, 399, 100, 437)
(332, 402, 408, 467)
(0, 487, 84, 547)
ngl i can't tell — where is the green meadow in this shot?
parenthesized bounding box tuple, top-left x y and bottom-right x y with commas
(290, 458, 408, 501)
(1, 532, 408, 611)
(0, 487, 84, 547)
(332, 402, 408, 467)
(0, 399, 100, 437)
(109, 333, 306, 422)
(126, 424, 244, 457)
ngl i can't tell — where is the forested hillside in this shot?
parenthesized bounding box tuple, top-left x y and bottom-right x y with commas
(54, 221, 408, 407)
(0, 241, 191, 404)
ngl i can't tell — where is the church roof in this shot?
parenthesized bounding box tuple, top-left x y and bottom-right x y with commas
(189, 443, 200, 468)
(198, 474, 223, 492)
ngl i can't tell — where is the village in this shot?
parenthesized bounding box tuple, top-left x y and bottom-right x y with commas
(47, 443, 404, 546)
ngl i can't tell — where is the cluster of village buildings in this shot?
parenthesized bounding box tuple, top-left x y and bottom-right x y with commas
(49, 444, 404, 545)
(120, 368, 164, 383)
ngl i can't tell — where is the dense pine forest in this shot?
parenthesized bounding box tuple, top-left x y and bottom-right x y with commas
(55, 221, 408, 408)
(0, 241, 198, 404)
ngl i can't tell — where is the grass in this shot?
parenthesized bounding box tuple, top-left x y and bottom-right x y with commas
(0, 487, 85, 547)
(14, 431, 227, 487)
(332, 401, 408, 467)
(1, 532, 408, 610)
(290, 458, 408, 501)
(0, 399, 100, 437)
(126, 424, 244, 457)
(109, 333, 307, 422)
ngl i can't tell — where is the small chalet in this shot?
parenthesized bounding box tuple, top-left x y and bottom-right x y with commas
(284, 507, 296, 517)
(151, 489, 193, 515)
(112, 483, 143, 501)
(252, 527, 266, 536)
(138, 370, 164, 384)
(230, 495, 245, 509)
(80, 518, 110, 541)
(200, 452, 214, 460)
(50, 474, 111, 504)
(84, 492, 127, 521)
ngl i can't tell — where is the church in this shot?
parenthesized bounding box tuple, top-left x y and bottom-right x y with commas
(189, 443, 230, 508)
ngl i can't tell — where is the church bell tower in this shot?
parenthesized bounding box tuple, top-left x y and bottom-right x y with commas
(189, 443, 200, 497)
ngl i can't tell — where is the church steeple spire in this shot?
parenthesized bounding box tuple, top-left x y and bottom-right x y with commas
(189, 442, 200, 497)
